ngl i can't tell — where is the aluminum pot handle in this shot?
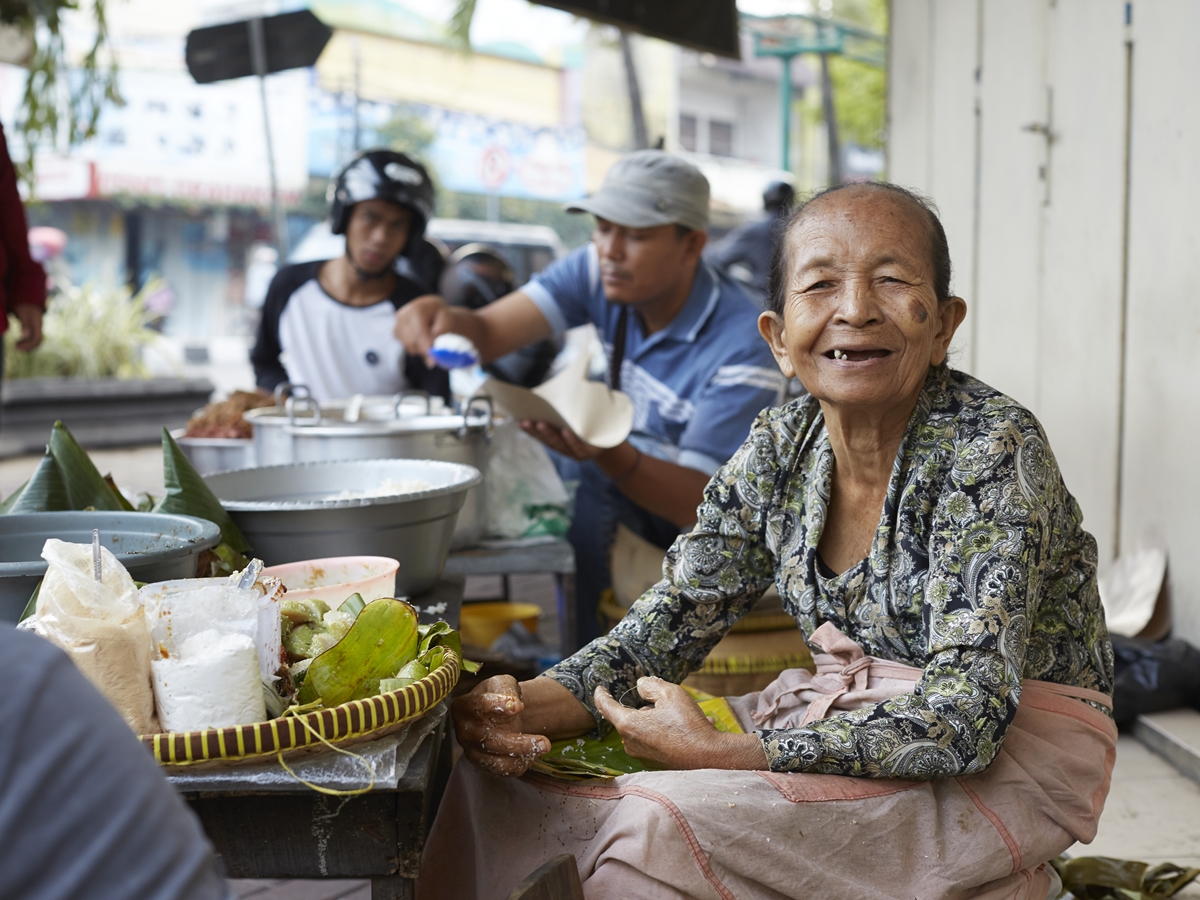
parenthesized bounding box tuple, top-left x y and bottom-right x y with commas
(285, 393, 322, 426)
(459, 395, 494, 442)
(275, 382, 313, 406)
(394, 389, 432, 419)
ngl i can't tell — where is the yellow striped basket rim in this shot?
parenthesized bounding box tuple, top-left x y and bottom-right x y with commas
(140, 653, 460, 767)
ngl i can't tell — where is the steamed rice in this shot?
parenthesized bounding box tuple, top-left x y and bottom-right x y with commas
(328, 478, 434, 501)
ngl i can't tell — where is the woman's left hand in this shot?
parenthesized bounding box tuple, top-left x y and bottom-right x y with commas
(594, 677, 769, 770)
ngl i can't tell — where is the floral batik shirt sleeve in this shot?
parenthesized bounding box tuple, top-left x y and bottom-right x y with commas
(543, 408, 791, 733)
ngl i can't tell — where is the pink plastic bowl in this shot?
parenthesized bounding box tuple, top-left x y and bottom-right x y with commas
(262, 556, 400, 607)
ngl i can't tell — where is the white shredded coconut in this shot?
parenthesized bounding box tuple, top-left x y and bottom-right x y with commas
(328, 477, 434, 501)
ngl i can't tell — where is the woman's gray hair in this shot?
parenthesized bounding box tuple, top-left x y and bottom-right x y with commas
(766, 182, 952, 316)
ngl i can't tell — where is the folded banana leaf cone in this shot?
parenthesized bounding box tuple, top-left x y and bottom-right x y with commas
(156, 427, 251, 575)
(1052, 856, 1200, 899)
(1, 421, 126, 514)
(530, 687, 743, 781)
(3, 422, 252, 581)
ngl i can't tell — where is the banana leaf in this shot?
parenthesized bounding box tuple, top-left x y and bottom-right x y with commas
(1, 450, 70, 513)
(209, 543, 250, 576)
(297, 598, 420, 707)
(154, 428, 251, 553)
(1052, 857, 1200, 899)
(18, 581, 40, 623)
(47, 421, 124, 511)
(418, 621, 481, 673)
(0, 478, 27, 513)
(339, 593, 366, 617)
(531, 728, 662, 780)
(103, 474, 136, 511)
(379, 658, 430, 693)
(531, 689, 744, 781)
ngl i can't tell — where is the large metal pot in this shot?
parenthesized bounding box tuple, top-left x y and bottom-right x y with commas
(203, 459, 482, 596)
(244, 391, 497, 548)
(170, 430, 256, 476)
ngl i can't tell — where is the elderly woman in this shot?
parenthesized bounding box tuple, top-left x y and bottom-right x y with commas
(419, 183, 1116, 900)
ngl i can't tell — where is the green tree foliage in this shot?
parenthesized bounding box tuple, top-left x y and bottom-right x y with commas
(377, 106, 437, 160)
(0, 0, 122, 188)
(827, 0, 887, 150)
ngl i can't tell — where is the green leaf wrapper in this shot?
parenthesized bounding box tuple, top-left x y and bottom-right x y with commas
(296, 598, 419, 707)
(155, 427, 251, 553)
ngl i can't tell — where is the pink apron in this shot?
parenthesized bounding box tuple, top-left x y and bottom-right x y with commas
(418, 624, 1117, 900)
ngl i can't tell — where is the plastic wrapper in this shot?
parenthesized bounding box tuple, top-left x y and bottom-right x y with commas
(28, 538, 159, 734)
(1099, 538, 1168, 638)
(140, 571, 284, 732)
(162, 703, 447, 792)
(485, 423, 570, 539)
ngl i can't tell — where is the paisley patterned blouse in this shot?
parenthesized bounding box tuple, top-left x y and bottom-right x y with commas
(545, 365, 1114, 778)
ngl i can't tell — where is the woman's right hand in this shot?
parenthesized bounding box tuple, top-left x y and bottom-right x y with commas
(451, 675, 551, 778)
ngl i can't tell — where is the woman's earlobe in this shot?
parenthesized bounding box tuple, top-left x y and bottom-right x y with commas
(757, 311, 795, 379)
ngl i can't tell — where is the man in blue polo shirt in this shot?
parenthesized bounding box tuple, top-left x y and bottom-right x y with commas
(395, 150, 784, 646)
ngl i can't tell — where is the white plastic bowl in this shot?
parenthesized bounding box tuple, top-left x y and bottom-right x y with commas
(262, 556, 400, 606)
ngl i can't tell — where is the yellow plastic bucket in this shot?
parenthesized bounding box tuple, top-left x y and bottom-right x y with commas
(460, 602, 542, 649)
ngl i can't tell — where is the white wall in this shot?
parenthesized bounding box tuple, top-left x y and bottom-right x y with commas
(678, 65, 782, 166)
(889, 0, 1200, 642)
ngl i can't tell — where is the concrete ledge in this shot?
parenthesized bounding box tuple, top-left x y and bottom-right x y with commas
(1133, 709, 1200, 787)
(0, 376, 214, 458)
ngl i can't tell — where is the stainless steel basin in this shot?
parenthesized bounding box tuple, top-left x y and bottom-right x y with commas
(203, 459, 481, 597)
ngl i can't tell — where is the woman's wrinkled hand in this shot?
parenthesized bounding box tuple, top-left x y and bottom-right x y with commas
(594, 677, 769, 771)
(451, 675, 550, 778)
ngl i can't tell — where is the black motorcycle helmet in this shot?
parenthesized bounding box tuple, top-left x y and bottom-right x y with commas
(763, 180, 796, 212)
(328, 149, 435, 257)
(440, 243, 516, 311)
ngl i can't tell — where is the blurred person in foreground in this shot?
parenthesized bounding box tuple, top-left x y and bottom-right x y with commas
(395, 150, 785, 646)
(420, 182, 1115, 900)
(0, 123, 46, 387)
(251, 149, 448, 402)
(706, 179, 796, 307)
(439, 243, 559, 389)
(0, 624, 230, 899)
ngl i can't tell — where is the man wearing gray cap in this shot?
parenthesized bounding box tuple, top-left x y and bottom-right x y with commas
(395, 150, 785, 647)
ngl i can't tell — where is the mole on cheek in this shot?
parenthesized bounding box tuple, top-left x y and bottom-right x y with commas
(910, 299, 929, 323)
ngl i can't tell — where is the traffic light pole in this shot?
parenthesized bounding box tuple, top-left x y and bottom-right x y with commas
(778, 52, 794, 171)
(248, 16, 289, 259)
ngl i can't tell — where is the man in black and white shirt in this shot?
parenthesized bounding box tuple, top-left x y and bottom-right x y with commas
(251, 150, 448, 401)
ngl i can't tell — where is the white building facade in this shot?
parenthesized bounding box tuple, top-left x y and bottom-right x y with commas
(888, 0, 1200, 643)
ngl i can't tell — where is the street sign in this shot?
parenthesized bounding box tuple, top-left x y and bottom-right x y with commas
(185, 9, 331, 85)
(530, 0, 739, 59)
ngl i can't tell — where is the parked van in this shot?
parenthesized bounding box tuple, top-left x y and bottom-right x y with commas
(288, 218, 566, 288)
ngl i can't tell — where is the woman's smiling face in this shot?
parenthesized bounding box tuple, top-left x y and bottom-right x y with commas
(759, 186, 967, 416)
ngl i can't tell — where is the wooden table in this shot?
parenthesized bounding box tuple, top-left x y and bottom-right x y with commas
(175, 577, 465, 900)
(445, 537, 578, 654)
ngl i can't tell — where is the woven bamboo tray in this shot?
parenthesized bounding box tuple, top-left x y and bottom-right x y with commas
(141, 653, 460, 767)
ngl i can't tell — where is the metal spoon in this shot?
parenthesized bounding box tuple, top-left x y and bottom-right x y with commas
(237, 558, 264, 591)
(92, 529, 102, 583)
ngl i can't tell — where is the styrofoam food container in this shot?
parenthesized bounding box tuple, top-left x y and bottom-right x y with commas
(262, 556, 400, 606)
